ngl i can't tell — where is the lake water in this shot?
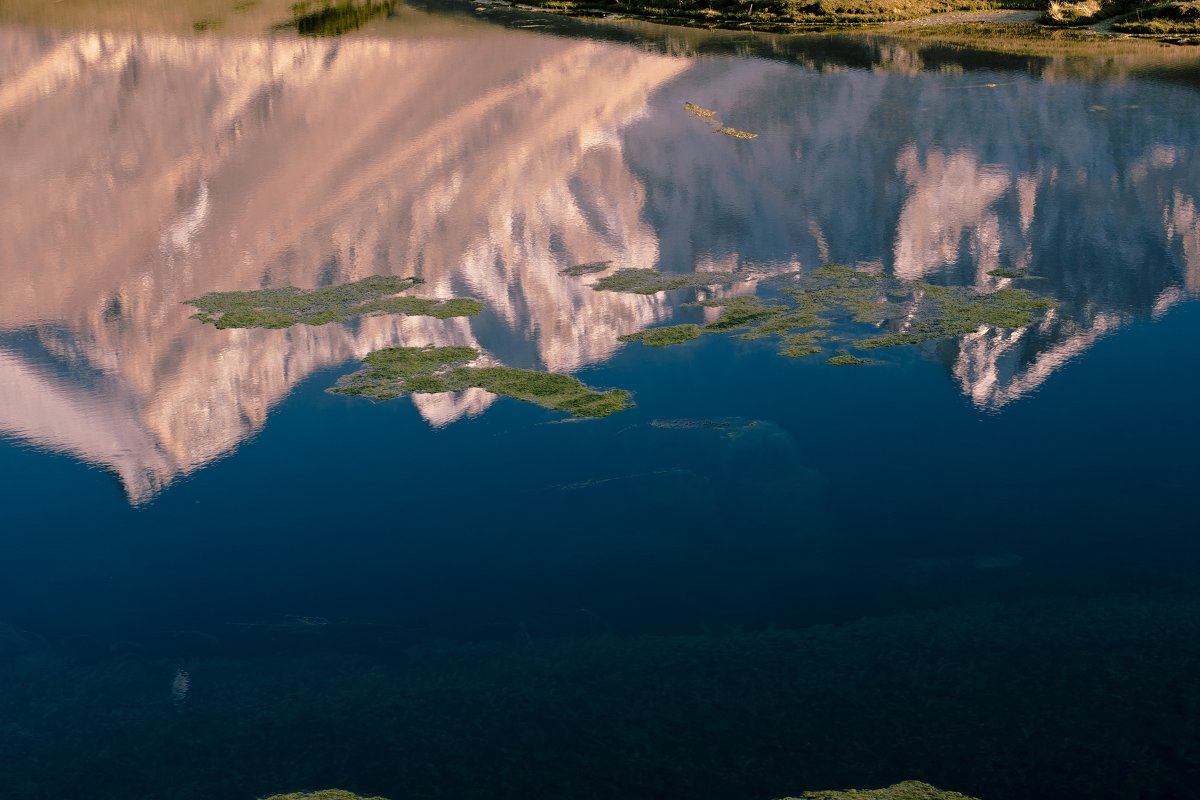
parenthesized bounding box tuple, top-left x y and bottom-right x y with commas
(2, 3, 1200, 798)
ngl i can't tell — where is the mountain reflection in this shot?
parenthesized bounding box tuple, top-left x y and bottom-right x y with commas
(623, 55, 1200, 408)
(0, 25, 685, 501)
(1, 20, 1198, 502)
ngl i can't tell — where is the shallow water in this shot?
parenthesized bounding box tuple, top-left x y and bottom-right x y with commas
(1, 3, 1199, 798)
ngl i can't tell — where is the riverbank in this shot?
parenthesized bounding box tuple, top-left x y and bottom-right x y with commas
(496, 0, 1200, 43)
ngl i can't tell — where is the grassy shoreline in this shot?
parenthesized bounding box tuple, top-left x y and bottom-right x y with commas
(499, 0, 1200, 42)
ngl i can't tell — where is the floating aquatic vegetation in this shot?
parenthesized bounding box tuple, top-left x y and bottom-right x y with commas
(286, 1, 396, 36)
(559, 261, 613, 277)
(790, 781, 979, 800)
(683, 101, 758, 140)
(649, 418, 746, 430)
(169, 668, 190, 707)
(185, 275, 483, 329)
(603, 262, 1058, 365)
(777, 332, 824, 358)
(618, 324, 702, 347)
(332, 346, 632, 418)
(591, 268, 748, 295)
(987, 267, 1027, 279)
(826, 353, 872, 366)
(716, 127, 759, 139)
(263, 792, 390, 800)
(856, 286, 1056, 349)
(701, 295, 786, 332)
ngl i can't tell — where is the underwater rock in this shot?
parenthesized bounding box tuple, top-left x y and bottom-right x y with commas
(331, 346, 632, 418)
(786, 781, 980, 800)
(185, 275, 482, 329)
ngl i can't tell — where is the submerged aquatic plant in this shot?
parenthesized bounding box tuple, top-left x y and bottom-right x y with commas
(591, 268, 748, 295)
(185, 275, 483, 329)
(263, 792, 390, 800)
(332, 346, 632, 418)
(618, 324, 702, 347)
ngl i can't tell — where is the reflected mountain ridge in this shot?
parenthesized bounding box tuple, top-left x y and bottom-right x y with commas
(0, 25, 684, 502)
(1, 18, 1199, 502)
(623, 56, 1200, 408)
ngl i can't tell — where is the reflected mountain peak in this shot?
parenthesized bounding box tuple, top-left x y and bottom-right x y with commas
(2, 19, 1200, 500)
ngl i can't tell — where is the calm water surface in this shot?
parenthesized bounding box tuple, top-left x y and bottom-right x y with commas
(1, 2, 1200, 798)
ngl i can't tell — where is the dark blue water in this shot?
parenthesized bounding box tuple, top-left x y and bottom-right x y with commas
(1, 7, 1200, 799)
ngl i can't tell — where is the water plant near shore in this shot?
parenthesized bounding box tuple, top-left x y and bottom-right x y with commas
(332, 346, 632, 418)
(185, 276, 483, 329)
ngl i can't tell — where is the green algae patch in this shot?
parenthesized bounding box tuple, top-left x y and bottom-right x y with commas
(559, 261, 613, 277)
(332, 346, 632, 418)
(264, 792, 389, 800)
(619, 324, 702, 347)
(789, 780, 979, 800)
(185, 275, 483, 329)
(592, 268, 748, 295)
(285, 1, 396, 36)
